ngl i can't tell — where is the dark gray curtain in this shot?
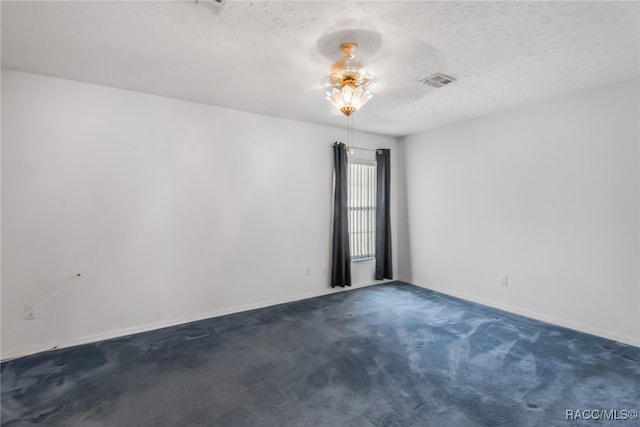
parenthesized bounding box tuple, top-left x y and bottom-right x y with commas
(375, 149, 393, 280)
(331, 142, 351, 287)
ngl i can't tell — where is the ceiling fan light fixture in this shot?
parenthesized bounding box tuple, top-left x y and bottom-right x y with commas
(325, 42, 374, 116)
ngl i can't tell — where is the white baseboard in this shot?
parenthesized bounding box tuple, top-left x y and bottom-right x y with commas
(8, 277, 633, 361)
(1, 279, 389, 362)
(408, 279, 640, 348)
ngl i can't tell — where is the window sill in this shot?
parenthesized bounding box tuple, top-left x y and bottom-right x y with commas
(351, 257, 375, 263)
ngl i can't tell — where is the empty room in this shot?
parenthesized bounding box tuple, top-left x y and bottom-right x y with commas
(1, 1, 639, 426)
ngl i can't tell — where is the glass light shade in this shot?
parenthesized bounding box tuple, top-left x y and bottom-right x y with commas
(326, 83, 373, 116)
(325, 46, 374, 116)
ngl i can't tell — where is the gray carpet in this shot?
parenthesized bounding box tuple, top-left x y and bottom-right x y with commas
(1, 282, 639, 426)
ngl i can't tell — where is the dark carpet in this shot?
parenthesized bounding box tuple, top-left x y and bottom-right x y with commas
(1, 282, 639, 427)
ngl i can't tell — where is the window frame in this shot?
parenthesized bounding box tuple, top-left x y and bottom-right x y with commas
(347, 159, 377, 262)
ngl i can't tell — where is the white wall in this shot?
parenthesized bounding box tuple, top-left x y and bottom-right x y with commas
(400, 78, 640, 346)
(1, 70, 397, 360)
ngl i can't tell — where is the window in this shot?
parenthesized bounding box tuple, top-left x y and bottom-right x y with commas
(348, 161, 376, 261)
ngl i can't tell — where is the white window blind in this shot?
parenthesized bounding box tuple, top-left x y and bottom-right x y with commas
(348, 161, 376, 261)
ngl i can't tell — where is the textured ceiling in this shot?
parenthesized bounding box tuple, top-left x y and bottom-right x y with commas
(2, 1, 639, 137)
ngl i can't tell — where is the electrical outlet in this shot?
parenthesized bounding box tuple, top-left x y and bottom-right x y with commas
(500, 276, 509, 287)
(305, 267, 312, 277)
(23, 306, 36, 320)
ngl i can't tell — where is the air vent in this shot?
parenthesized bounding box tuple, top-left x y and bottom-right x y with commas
(420, 73, 457, 88)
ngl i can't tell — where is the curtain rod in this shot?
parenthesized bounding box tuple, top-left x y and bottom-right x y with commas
(334, 142, 380, 152)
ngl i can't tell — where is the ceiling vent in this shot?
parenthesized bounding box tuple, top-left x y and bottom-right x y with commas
(420, 73, 456, 88)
